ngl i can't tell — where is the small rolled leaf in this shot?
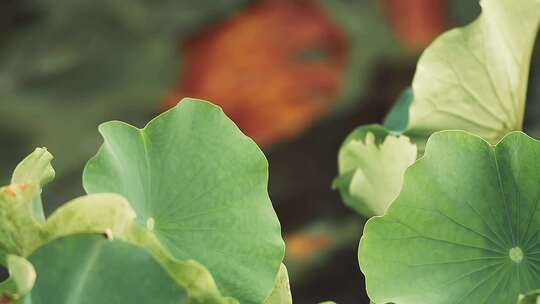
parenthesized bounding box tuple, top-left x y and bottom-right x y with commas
(11, 148, 55, 223)
(11, 148, 55, 188)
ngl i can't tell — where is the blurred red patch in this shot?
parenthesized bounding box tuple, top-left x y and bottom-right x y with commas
(164, 0, 348, 147)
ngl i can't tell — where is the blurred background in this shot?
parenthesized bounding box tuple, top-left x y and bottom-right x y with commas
(0, 0, 538, 303)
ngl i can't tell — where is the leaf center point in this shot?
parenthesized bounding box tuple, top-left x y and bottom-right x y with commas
(509, 247, 523, 263)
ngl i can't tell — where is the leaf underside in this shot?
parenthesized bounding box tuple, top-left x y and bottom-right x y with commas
(407, 0, 540, 144)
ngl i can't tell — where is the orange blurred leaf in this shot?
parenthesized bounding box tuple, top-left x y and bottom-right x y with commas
(164, 0, 348, 147)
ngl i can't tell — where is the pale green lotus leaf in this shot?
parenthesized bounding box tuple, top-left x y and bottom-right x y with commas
(83, 98, 285, 303)
(334, 125, 417, 217)
(264, 264, 292, 304)
(408, 0, 540, 144)
(360, 131, 540, 303)
(0, 255, 36, 301)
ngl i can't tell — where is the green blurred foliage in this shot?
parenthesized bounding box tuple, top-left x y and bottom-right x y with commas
(0, 0, 248, 192)
(0, 0, 401, 206)
(320, 0, 401, 112)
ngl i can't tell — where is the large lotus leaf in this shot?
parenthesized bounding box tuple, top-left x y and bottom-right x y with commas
(407, 0, 540, 144)
(20, 235, 186, 304)
(83, 98, 285, 303)
(264, 264, 292, 304)
(0, 255, 36, 301)
(334, 124, 417, 217)
(360, 131, 540, 303)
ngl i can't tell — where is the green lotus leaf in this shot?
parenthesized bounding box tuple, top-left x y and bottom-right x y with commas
(407, 0, 540, 144)
(517, 290, 540, 304)
(83, 98, 285, 303)
(1, 148, 236, 303)
(360, 131, 540, 303)
(334, 125, 417, 217)
(0, 255, 36, 301)
(264, 264, 292, 304)
(21, 235, 187, 304)
(10, 147, 55, 224)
